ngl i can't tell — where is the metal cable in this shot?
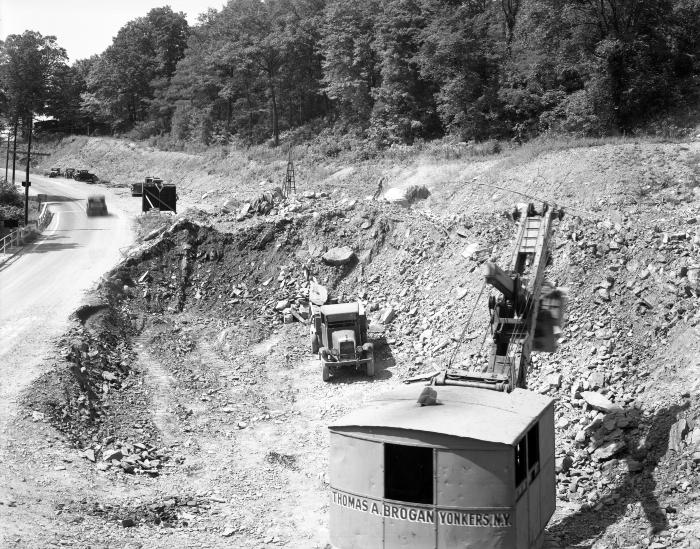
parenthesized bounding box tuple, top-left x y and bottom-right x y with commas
(460, 179, 596, 219)
(447, 280, 487, 369)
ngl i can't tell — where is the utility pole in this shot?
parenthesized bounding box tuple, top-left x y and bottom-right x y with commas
(23, 115, 33, 225)
(11, 118, 18, 185)
(4, 129, 10, 183)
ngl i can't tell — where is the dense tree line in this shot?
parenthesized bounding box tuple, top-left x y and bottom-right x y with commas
(0, 31, 70, 138)
(2, 0, 699, 147)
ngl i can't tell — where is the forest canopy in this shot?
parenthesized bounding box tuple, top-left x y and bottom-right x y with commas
(2, 0, 699, 146)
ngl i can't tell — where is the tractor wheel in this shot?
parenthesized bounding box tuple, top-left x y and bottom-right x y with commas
(320, 347, 331, 381)
(311, 334, 319, 354)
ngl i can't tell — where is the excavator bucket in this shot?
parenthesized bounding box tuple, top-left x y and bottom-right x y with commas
(533, 286, 567, 353)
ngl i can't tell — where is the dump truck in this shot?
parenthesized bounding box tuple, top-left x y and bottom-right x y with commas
(86, 195, 108, 216)
(312, 302, 374, 381)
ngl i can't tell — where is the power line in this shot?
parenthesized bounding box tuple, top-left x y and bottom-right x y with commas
(460, 178, 600, 219)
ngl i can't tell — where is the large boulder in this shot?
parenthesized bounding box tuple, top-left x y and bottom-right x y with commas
(581, 391, 622, 413)
(383, 185, 430, 207)
(592, 440, 626, 461)
(322, 247, 355, 266)
(309, 281, 328, 306)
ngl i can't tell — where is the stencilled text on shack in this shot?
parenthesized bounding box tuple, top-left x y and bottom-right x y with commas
(331, 489, 512, 527)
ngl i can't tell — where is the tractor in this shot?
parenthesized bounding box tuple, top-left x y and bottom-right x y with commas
(311, 302, 375, 382)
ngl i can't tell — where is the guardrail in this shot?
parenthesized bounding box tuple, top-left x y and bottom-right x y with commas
(1, 226, 32, 256)
(0, 204, 53, 260)
(37, 203, 53, 231)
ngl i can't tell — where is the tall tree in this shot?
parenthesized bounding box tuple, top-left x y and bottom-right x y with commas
(370, 0, 440, 145)
(0, 31, 68, 122)
(83, 7, 189, 132)
(500, 0, 696, 136)
(167, 0, 326, 146)
(418, 0, 505, 140)
(321, 0, 381, 125)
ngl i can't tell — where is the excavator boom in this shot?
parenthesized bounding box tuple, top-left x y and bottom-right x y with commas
(414, 203, 564, 392)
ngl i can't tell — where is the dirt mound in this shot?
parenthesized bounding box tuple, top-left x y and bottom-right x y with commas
(26, 311, 136, 434)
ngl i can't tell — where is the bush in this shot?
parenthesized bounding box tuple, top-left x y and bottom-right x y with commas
(0, 203, 23, 224)
(0, 182, 22, 208)
(539, 89, 608, 137)
(126, 121, 160, 140)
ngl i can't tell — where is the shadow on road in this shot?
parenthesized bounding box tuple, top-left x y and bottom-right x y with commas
(24, 233, 81, 254)
(550, 402, 689, 547)
(39, 194, 82, 203)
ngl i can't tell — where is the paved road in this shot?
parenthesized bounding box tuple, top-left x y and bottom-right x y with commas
(0, 174, 135, 419)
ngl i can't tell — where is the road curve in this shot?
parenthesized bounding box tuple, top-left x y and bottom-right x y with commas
(0, 174, 135, 421)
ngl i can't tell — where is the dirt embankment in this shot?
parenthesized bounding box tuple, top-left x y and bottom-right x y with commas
(5, 137, 700, 548)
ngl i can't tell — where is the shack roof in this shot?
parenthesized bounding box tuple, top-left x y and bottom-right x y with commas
(321, 303, 359, 316)
(329, 385, 553, 446)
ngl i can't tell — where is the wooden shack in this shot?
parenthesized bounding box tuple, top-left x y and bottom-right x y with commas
(329, 385, 555, 549)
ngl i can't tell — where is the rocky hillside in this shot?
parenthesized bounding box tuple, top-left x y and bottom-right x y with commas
(9, 136, 700, 548)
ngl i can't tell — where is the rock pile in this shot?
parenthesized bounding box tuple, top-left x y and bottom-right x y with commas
(89, 439, 177, 476)
(228, 188, 333, 221)
(236, 188, 284, 219)
(268, 265, 312, 324)
(67, 494, 208, 528)
(27, 305, 137, 446)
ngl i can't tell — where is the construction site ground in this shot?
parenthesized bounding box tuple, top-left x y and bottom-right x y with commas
(1, 137, 700, 548)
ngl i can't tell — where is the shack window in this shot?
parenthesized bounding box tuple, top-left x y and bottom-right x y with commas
(384, 444, 433, 504)
(514, 438, 527, 487)
(527, 423, 540, 480)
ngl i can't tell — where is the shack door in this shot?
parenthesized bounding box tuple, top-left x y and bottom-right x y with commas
(383, 443, 436, 549)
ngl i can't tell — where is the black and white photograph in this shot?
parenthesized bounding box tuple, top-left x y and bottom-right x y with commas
(0, 0, 699, 547)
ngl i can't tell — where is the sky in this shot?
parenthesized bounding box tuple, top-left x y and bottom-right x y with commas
(0, 0, 225, 62)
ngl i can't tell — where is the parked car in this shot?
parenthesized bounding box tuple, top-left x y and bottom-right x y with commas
(64, 168, 76, 178)
(74, 169, 98, 183)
